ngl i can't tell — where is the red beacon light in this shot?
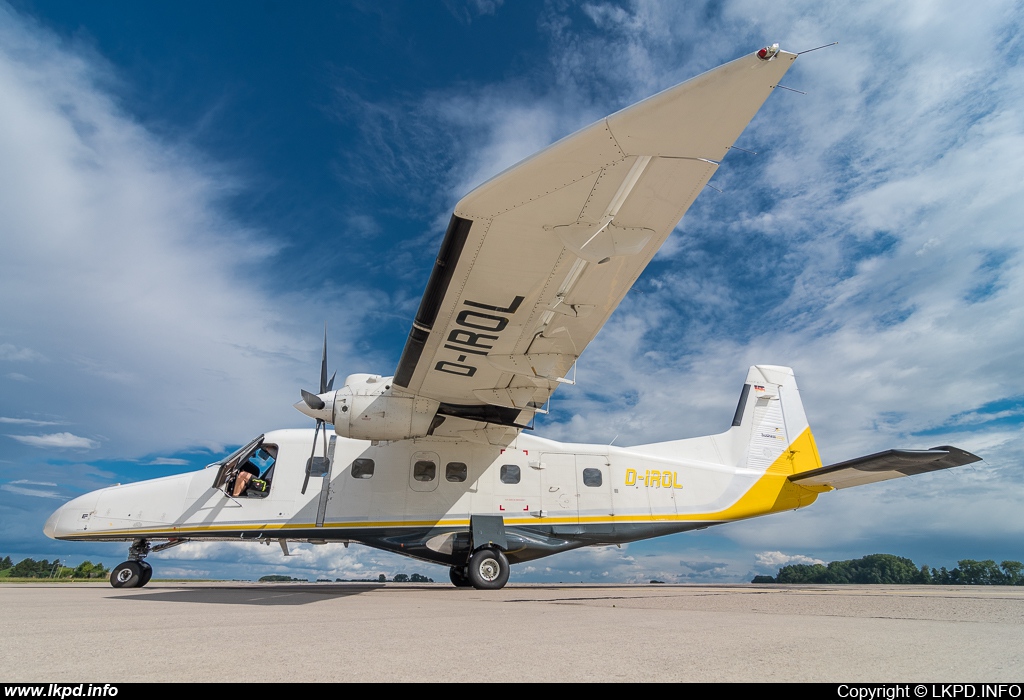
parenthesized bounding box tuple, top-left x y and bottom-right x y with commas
(757, 43, 780, 60)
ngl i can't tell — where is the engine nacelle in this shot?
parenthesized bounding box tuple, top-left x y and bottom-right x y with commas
(332, 374, 439, 441)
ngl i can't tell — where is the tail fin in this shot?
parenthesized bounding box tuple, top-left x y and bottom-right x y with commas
(631, 364, 822, 476)
(729, 365, 821, 476)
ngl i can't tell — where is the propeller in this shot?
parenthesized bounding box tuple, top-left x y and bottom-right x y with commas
(296, 326, 337, 494)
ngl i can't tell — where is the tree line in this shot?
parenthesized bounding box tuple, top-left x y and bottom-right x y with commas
(0, 555, 110, 580)
(752, 554, 1024, 585)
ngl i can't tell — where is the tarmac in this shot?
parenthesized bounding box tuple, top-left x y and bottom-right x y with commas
(2, 582, 1022, 682)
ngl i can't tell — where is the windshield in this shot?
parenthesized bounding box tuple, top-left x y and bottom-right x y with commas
(206, 435, 265, 470)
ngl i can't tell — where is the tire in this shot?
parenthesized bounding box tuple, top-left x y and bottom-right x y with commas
(467, 548, 510, 590)
(137, 562, 153, 587)
(110, 561, 143, 589)
(449, 567, 472, 588)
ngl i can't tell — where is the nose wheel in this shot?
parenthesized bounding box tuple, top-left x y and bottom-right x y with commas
(110, 561, 144, 588)
(109, 538, 155, 588)
(138, 561, 153, 587)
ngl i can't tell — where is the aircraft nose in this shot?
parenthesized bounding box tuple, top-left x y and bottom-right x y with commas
(43, 505, 64, 539)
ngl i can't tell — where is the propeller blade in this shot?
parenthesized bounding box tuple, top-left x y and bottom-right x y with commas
(301, 389, 325, 411)
(326, 370, 337, 392)
(319, 325, 329, 393)
(301, 419, 322, 495)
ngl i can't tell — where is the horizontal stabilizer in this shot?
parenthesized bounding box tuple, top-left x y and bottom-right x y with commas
(789, 445, 981, 490)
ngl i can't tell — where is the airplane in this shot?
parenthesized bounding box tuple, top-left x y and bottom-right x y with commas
(43, 45, 980, 590)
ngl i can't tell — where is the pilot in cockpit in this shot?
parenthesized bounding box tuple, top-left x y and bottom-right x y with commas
(232, 463, 261, 497)
(231, 445, 277, 498)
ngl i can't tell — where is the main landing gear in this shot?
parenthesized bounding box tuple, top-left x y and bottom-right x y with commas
(450, 547, 510, 590)
(449, 566, 472, 587)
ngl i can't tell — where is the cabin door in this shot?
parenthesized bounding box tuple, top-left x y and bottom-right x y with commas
(539, 453, 577, 525)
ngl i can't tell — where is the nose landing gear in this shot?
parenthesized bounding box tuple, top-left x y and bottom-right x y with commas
(108, 538, 184, 588)
(110, 539, 152, 588)
(110, 560, 151, 588)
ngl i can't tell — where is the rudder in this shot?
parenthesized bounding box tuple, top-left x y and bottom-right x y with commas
(730, 365, 822, 476)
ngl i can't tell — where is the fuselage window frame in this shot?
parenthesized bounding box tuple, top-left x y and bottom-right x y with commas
(500, 464, 521, 484)
(413, 460, 437, 483)
(352, 458, 375, 479)
(445, 462, 468, 482)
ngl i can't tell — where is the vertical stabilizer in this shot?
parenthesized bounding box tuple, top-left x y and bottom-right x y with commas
(732, 365, 821, 476)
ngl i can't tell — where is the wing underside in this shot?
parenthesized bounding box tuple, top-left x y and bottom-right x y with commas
(392, 49, 798, 441)
(789, 446, 982, 490)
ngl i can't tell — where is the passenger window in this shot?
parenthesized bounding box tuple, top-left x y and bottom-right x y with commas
(446, 462, 467, 482)
(500, 464, 520, 484)
(582, 468, 603, 487)
(413, 460, 436, 482)
(352, 458, 375, 479)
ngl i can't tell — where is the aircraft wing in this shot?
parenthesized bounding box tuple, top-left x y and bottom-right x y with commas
(789, 446, 982, 490)
(392, 48, 797, 435)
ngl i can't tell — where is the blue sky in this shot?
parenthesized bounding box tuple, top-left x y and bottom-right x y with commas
(1, 0, 1022, 583)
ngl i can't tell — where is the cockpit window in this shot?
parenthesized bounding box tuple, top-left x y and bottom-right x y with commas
(212, 436, 276, 499)
(211, 434, 265, 472)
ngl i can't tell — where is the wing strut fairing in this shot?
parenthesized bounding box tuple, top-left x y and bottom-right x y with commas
(388, 48, 799, 443)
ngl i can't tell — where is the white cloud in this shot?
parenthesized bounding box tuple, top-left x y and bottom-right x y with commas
(8, 432, 99, 449)
(159, 540, 445, 582)
(145, 457, 190, 466)
(1, 483, 62, 499)
(0, 343, 44, 362)
(754, 551, 827, 572)
(0, 5, 376, 461)
(0, 417, 63, 426)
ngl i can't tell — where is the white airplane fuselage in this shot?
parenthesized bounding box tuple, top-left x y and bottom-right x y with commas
(44, 366, 825, 569)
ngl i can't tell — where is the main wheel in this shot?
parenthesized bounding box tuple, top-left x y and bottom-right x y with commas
(110, 561, 143, 588)
(449, 566, 472, 588)
(467, 548, 510, 590)
(137, 561, 153, 587)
